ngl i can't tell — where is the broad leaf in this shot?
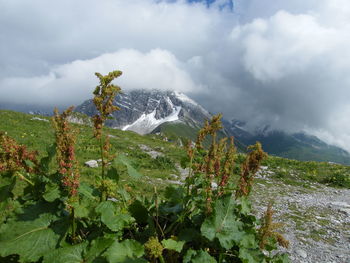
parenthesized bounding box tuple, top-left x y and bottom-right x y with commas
(43, 183, 60, 202)
(114, 155, 142, 178)
(107, 166, 119, 182)
(270, 253, 291, 263)
(239, 248, 266, 263)
(240, 234, 258, 249)
(39, 143, 56, 173)
(0, 176, 16, 201)
(43, 242, 87, 263)
(78, 181, 99, 200)
(161, 239, 185, 253)
(129, 200, 149, 224)
(0, 214, 60, 262)
(238, 196, 251, 215)
(83, 237, 114, 263)
(183, 249, 217, 263)
(201, 196, 243, 250)
(104, 239, 144, 263)
(95, 201, 134, 232)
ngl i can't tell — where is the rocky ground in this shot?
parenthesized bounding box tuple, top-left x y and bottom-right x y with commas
(167, 163, 350, 262)
(90, 142, 350, 262)
(251, 167, 350, 263)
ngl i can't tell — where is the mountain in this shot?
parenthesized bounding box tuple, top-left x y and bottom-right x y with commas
(76, 90, 211, 134)
(224, 119, 350, 165)
(76, 89, 350, 164)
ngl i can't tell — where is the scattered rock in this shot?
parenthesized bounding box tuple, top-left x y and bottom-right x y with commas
(296, 249, 307, 259)
(85, 160, 98, 168)
(139, 144, 163, 159)
(167, 180, 184, 185)
(31, 117, 49, 122)
(211, 182, 218, 189)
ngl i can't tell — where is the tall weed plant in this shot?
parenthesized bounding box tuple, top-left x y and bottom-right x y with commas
(0, 71, 289, 263)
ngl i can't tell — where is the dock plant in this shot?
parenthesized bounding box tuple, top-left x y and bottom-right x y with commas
(0, 71, 289, 263)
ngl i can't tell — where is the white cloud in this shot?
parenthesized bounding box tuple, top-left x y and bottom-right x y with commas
(0, 49, 198, 106)
(1, 0, 350, 152)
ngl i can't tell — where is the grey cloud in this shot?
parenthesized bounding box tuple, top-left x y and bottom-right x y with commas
(1, 0, 350, 151)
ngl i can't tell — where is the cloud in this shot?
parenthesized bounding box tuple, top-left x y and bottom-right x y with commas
(0, 49, 198, 107)
(1, 0, 350, 151)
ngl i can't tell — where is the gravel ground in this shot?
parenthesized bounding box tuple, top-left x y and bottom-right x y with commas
(251, 170, 350, 263)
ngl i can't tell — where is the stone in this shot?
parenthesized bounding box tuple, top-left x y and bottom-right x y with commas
(296, 249, 307, 259)
(31, 117, 49, 122)
(85, 160, 98, 168)
(211, 182, 218, 189)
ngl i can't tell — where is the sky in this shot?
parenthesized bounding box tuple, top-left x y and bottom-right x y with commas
(1, 0, 350, 151)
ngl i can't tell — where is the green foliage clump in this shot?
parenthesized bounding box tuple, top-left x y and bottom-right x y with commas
(0, 71, 290, 263)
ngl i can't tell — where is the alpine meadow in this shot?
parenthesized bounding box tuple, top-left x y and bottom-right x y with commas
(2, 1, 350, 262)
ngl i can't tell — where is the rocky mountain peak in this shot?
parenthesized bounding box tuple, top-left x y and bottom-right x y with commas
(75, 89, 210, 134)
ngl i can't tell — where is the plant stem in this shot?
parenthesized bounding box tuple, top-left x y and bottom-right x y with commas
(186, 156, 193, 196)
(159, 255, 165, 263)
(16, 172, 35, 186)
(71, 207, 77, 243)
(100, 134, 106, 201)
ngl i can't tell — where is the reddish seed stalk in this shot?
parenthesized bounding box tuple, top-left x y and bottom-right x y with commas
(52, 107, 80, 197)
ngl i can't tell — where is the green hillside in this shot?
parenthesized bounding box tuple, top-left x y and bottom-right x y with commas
(152, 122, 248, 152)
(0, 110, 185, 196)
(1, 109, 349, 189)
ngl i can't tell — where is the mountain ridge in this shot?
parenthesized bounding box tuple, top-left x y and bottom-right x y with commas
(75, 89, 350, 164)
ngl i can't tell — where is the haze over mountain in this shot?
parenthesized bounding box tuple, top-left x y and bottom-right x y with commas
(76, 89, 350, 165)
(1, 0, 350, 153)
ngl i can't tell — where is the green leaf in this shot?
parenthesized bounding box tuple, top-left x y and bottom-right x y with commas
(40, 143, 56, 173)
(161, 239, 185, 253)
(104, 239, 144, 263)
(83, 237, 114, 263)
(238, 196, 251, 215)
(201, 196, 244, 250)
(183, 249, 217, 263)
(78, 181, 98, 200)
(43, 242, 87, 263)
(95, 201, 134, 232)
(0, 176, 15, 201)
(43, 183, 60, 202)
(107, 166, 119, 182)
(129, 200, 149, 224)
(270, 253, 291, 263)
(239, 248, 266, 263)
(0, 214, 60, 262)
(114, 155, 142, 178)
(239, 234, 258, 249)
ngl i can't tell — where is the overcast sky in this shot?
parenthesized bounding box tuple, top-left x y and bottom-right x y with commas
(1, 0, 350, 151)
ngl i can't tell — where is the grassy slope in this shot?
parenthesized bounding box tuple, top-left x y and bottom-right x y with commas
(153, 122, 247, 152)
(246, 131, 350, 165)
(1, 110, 349, 191)
(0, 110, 185, 196)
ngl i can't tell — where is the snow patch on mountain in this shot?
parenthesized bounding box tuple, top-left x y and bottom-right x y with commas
(122, 106, 182, 134)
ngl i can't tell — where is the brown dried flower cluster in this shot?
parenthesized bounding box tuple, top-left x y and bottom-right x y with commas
(258, 203, 289, 249)
(52, 107, 80, 197)
(236, 142, 267, 198)
(92, 71, 122, 138)
(92, 71, 122, 200)
(189, 114, 237, 213)
(0, 132, 39, 174)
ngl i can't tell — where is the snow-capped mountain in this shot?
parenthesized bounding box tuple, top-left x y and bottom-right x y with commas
(75, 89, 211, 134)
(76, 89, 350, 164)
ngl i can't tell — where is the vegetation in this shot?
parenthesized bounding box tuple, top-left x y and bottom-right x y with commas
(0, 71, 292, 262)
